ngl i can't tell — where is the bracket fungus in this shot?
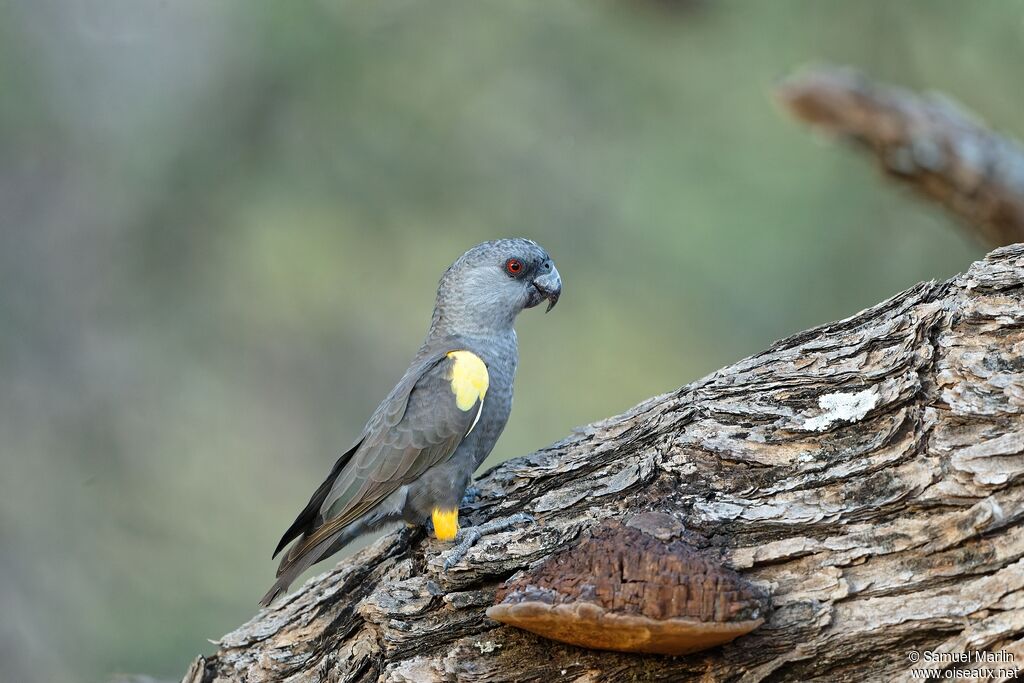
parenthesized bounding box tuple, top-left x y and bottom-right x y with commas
(486, 517, 767, 656)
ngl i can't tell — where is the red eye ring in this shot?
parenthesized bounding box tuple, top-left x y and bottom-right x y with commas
(505, 258, 524, 276)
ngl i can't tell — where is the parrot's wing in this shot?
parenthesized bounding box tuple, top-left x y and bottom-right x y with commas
(274, 345, 488, 576)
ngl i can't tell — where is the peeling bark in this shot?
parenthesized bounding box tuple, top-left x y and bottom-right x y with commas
(185, 246, 1024, 682)
(777, 65, 1024, 248)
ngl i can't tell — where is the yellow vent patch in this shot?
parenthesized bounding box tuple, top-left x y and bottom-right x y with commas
(446, 350, 489, 411)
(432, 507, 460, 541)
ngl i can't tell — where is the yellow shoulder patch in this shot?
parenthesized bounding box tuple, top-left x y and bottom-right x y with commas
(446, 350, 489, 412)
(431, 507, 460, 541)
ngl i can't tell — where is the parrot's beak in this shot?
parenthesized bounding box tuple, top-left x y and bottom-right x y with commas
(530, 265, 562, 312)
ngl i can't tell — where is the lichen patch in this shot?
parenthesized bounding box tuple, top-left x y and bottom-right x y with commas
(803, 389, 880, 432)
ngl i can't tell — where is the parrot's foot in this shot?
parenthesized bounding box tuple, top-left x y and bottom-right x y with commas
(459, 486, 482, 507)
(441, 513, 534, 569)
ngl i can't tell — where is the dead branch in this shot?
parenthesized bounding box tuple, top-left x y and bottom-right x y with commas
(777, 64, 1024, 248)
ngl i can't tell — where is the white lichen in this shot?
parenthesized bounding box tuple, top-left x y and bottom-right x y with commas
(803, 389, 879, 432)
(473, 640, 500, 654)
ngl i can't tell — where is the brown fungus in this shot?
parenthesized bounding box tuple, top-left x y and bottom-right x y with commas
(486, 517, 768, 656)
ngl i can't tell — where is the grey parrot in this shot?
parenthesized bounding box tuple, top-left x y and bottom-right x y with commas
(260, 238, 561, 606)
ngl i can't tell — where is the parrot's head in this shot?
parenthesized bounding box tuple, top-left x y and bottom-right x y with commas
(433, 238, 562, 333)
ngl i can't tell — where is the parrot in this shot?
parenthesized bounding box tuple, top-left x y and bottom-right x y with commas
(260, 238, 561, 606)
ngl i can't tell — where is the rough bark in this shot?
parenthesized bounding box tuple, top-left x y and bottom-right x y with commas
(185, 245, 1024, 683)
(777, 65, 1024, 248)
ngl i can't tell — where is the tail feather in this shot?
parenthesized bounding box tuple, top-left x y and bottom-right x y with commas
(259, 540, 322, 607)
(259, 580, 288, 608)
(259, 494, 401, 606)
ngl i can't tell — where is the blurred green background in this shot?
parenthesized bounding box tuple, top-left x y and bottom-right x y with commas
(2, 0, 1018, 680)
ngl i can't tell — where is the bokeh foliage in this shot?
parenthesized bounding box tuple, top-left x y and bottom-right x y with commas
(3, 1, 1018, 680)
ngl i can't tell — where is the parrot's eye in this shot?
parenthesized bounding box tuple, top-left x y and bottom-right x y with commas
(504, 258, 524, 277)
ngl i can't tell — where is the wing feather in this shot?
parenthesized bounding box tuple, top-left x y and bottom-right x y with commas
(271, 439, 362, 558)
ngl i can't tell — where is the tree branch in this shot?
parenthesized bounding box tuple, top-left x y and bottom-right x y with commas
(184, 245, 1024, 682)
(777, 64, 1024, 248)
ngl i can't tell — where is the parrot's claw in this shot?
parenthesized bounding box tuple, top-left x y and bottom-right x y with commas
(459, 486, 482, 507)
(441, 513, 535, 569)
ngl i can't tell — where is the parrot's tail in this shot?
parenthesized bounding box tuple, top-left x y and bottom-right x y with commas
(258, 503, 399, 606)
(258, 548, 317, 610)
(258, 546, 319, 607)
(259, 580, 288, 608)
